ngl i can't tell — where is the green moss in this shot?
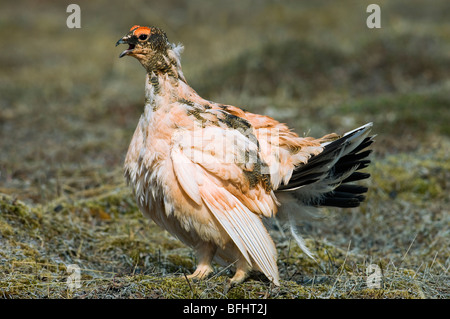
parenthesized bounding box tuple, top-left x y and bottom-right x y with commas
(346, 288, 417, 299)
(337, 91, 450, 138)
(0, 195, 42, 229)
(166, 254, 194, 271)
(370, 150, 449, 204)
(0, 219, 14, 237)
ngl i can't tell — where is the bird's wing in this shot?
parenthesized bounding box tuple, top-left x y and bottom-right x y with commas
(213, 104, 334, 190)
(170, 125, 279, 285)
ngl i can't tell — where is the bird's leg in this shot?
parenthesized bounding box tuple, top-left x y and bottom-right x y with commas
(187, 242, 216, 281)
(229, 257, 251, 285)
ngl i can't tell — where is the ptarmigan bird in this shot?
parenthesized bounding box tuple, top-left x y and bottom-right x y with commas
(116, 25, 374, 286)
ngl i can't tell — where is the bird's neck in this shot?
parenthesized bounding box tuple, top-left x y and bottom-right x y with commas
(144, 69, 199, 113)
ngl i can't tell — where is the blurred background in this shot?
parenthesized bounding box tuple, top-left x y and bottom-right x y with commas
(0, 0, 448, 297)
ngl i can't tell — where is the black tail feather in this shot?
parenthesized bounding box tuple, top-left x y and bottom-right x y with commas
(342, 171, 371, 184)
(277, 124, 374, 208)
(316, 143, 373, 208)
(318, 194, 366, 208)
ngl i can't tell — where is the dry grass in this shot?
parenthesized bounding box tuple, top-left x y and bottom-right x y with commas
(0, 0, 449, 298)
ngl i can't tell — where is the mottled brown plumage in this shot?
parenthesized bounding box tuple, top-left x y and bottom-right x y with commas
(116, 25, 374, 285)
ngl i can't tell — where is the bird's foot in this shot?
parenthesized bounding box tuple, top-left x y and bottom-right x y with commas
(186, 264, 213, 281)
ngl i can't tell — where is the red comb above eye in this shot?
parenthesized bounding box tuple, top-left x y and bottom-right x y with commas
(133, 26, 151, 37)
(130, 25, 141, 31)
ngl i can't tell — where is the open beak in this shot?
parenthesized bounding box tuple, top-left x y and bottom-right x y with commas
(116, 38, 135, 58)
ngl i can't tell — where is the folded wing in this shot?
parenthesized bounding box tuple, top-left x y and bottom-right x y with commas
(170, 125, 280, 285)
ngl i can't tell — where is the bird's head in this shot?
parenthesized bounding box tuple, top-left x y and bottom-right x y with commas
(116, 25, 182, 74)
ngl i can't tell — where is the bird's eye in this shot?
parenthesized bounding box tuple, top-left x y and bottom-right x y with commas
(139, 34, 148, 41)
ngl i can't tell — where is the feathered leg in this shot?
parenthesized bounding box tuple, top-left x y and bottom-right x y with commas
(187, 242, 216, 281)
(229, 256, 251, 285)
